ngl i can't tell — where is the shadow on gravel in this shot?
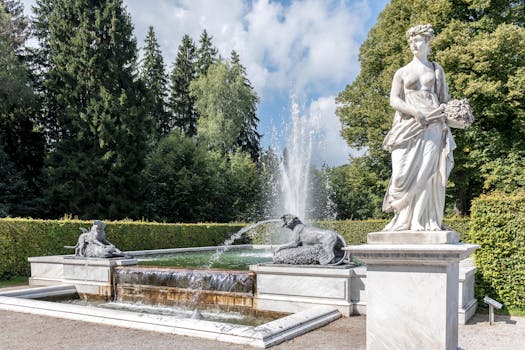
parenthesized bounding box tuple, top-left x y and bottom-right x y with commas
(466, 313, 517, 325)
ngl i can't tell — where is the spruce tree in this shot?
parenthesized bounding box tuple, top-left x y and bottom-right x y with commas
(140, 26, 169, 140)
(35, 0, 148, 219)
(30, 0, 60, 143)
(196, 29, 218, 76)
(168, 34, 198, 137)
(231, 50, 261, 162)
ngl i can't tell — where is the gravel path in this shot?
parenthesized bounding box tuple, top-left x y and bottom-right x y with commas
(0, 309, 523, 350)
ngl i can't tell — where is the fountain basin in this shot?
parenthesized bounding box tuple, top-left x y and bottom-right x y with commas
(27, 245, 478, 323)
(0, 288, 341, 348)
(135, 246, 273, 270)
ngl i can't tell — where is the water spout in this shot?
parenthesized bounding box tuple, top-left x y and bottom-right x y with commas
(187, 219, 282, 309)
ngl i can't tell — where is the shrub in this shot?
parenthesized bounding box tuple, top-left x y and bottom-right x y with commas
(468, 192, 525, 310)
(0, 218, 244, 279)
(250, 218, 471, 246)
(0, 217, 472, 280)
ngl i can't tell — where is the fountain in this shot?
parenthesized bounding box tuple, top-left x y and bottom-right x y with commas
(277, 101, 317, 221)
(0, 103, 479, 347)
(114, 219, 283, 316)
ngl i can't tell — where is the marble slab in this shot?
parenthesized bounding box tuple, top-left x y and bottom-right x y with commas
(368, 230, 459, 244)
(0, 294, 340, 348)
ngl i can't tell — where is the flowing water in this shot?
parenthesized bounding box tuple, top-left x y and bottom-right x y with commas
(60, 299, 284, 326)
(187, 219, 281, 308)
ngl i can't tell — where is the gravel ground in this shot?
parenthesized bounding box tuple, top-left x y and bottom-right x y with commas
(0, 308, 523, 350)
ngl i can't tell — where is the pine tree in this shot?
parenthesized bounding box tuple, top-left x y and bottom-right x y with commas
(168, 34, 198, 137)
(196, 29, 218, 76)
(231, 50, 261, 162)
(140, 26, 169, 139)
(35, 0, 149, 219)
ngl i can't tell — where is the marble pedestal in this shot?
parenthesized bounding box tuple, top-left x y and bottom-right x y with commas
(345, 231, 478, 350)
(29, 255, 137, 298)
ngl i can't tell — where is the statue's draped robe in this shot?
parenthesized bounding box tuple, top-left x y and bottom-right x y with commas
(382, 63, 456, 231)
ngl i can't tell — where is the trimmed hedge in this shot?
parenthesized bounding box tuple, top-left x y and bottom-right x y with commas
(0, 217, 471, 280)
(316, 218, 471, 245)
(0, 219, 244, 279)
(468, 192, 525, 310)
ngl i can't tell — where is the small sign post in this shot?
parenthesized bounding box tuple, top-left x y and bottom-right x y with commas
(483, 296, 502, 325)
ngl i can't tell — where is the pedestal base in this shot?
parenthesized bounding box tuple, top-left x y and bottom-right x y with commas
(345, 242, 478, 350)
(368, 230, 459, 244)
(29, 255, 137, 298)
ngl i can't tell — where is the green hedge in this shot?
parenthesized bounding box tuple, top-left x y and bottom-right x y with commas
(0, 217, 472, 281)
(316, 218, 471, 245)
(0, 219, 244, 279)
(468, 192, 525, 310)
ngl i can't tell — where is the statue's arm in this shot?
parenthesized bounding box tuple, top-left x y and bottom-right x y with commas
(389, 69, 426, 127)
(435, 63, 451, 104)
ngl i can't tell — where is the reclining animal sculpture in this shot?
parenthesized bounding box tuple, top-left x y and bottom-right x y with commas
(65, 220, 124, 258)
(273, 214, 347, 265)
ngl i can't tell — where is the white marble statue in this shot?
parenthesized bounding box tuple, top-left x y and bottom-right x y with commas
(382, 24, 456, 231)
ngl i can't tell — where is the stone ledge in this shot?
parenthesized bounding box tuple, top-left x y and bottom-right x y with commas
(0, 295, 340, 348)
(29, 255, 138, 266)
(345, 243, 479, 265)
(367, 230, 459, 245)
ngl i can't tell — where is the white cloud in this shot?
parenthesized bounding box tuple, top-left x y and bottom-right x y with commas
(19, 0, 384, 165)
(124, 0, 371, 98)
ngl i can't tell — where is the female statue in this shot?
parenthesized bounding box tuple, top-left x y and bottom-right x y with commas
(382, 24, 456, 231)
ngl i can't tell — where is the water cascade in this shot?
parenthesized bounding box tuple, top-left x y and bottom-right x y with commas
(113, 219, 282, 313)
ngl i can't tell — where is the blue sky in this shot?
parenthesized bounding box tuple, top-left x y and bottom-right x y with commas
(21, 0, 390, 166)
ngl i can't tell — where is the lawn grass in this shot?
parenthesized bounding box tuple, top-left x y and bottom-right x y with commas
(0, 276, 29, 288)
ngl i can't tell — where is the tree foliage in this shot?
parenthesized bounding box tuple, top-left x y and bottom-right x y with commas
(0, 0, 28, 53)
(140, 26, 169, 140)
(196, 29, 218, 77)
(168, 34, 198, 137)
(231, 50, 261, 162)
(0, 1, 44, 216)
(1, 1, 265, 222)
(35, 0, 148, 219)
(328, 159, 389, 220)
(191, 59, 260, 155)
(144, 132, 263, 223)
(336, 0, 525, 216)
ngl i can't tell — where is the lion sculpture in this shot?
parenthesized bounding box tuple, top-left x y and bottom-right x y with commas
(273, 214, 347, 265)
(65, 220, 124, 258)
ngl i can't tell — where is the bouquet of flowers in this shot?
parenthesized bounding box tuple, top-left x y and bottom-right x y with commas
(442, 99, 474, 129)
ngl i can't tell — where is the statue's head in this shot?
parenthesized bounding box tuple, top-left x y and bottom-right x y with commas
(280, 214, 303, 230)
(92, 220, 105, 232)
(406, 24, 435, 58)
(406, 24, 435, 43)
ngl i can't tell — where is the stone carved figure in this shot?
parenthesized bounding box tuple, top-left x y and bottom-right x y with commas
(65, 220, 124, 258)
(382, 24, 470, 232)
(273, 214, 346, 265)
